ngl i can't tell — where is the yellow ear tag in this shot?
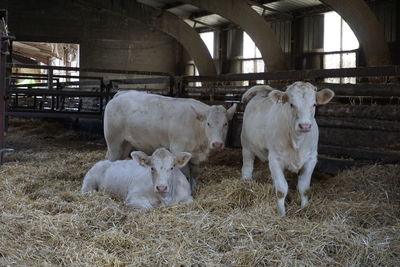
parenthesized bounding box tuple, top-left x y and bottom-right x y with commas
(178, 158, 186, 166)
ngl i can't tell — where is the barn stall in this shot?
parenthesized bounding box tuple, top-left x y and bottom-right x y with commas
(1, 0, 400, 265)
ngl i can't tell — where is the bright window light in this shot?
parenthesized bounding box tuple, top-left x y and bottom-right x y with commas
(323, 11, 359, 83)
(324, 12, 359, 52)
(200, 32, 214, 58)
(324, 12, 341, 52)
(242, 32, 264, 85)
(243, 32, 261, 59)
(342, 22, 359, 50)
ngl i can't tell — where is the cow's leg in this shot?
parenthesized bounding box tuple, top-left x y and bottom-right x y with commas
(181, 164, 191, 179)
(189, 163, 198, 191)
(181, 195, 194, 204)
(81, 173, 98, 192)
(125, 193, 156, 210)
(121, 141, 134, 160)
(105, 137, 125, 161)
(268, 156, 288, 216)
(297, 156, 317, 208)
(241, 146, 255, 180)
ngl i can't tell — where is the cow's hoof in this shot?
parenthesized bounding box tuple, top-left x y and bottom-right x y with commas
(189, 177, 197, 191)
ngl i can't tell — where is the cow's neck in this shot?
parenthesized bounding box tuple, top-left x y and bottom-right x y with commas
(281, 110, 306, 151)
(196, 121, 211, 155)
(288, 127, 306, 151)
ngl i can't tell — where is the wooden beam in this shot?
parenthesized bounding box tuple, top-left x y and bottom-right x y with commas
(317, 105, 400, 121)
(319, 145, 400, 163)
(316, 116, 400, 132)
(184, 66, 400, 82)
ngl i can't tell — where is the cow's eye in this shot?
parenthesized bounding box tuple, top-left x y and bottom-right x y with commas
(207, 122, 210, 127)
(170, 167, 173, 170)
(224, 123, 228, 127)
(313, 103, 317, 107)
(151, 167, 155, 172)
(290, 104, 294, 108)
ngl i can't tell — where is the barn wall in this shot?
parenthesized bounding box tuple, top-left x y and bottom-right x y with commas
(368, 0, 400, 64)
(80, 36, 180, 77)
(2, 0, 182, 76)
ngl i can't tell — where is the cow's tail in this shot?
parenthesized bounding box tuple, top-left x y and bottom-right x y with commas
(241, 85, 274, 104)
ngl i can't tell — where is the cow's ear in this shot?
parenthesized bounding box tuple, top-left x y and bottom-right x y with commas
(131, 151, 151, 166)
(191, 105, 206, 121)
(316, 89, 335, 105)
(227, 103, 237, 121)
(269, 90, 288, 103)
(174, 152, 192, 168)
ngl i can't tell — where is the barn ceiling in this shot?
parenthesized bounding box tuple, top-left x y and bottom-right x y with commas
(137, 0, 327, 30)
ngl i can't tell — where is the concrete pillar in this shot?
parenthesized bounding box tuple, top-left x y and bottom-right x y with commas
(182, 0, 287, 71)
(227, 29, 244, 74)
(321, 0, 392, 66)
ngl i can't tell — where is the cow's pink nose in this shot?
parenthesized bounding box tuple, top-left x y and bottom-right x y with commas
(156, 185, 167, 192)
(299, 123, 312, 131)
(212, 142, 224, 149)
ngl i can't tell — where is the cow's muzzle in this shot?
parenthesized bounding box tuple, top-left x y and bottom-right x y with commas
(298, 123, 312, 132)
(211, 142, 224, 150)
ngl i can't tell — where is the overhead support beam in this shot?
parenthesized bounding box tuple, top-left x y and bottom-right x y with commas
(181, 0, 287, 71)
(80, 0, 216, 75)
(162, 2, 186, 10)
(321, 0, 392, 66)
(189, 11, 213, 20)
(190, 19, 221, 32)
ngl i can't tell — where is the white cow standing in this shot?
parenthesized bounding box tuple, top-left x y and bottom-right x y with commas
(241, 82, 334, 216)
(82, 148, 193, 209)
(104, 91, 237, 187)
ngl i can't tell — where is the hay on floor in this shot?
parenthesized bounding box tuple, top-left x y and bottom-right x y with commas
(0, 118, 399, 266)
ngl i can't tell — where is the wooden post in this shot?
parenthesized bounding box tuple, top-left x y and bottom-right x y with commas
(0, 20, 5, 165)
(48, 66, 55, 111)
(0, 11, 13, 165)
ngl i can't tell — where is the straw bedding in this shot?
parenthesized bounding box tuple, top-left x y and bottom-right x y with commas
(0, 118, 399, 266)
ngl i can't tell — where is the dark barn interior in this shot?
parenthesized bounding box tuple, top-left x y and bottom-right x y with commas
(0, 0, 399, 265)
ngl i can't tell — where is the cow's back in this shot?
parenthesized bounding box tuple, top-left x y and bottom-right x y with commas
(99, 160, 152, 199)
(104, 91, 206, 156)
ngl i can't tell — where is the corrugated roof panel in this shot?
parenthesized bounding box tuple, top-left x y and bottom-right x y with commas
(195, 14, 229, 26)
(251, 5, 275, 16)
(167, 4, 202, 17)
(266, 0, 322, 12)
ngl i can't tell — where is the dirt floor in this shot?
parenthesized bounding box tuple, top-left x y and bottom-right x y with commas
(0, 118, 399, 266)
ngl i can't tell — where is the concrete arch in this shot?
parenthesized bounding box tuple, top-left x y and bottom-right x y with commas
(85, 0, 217, 75)
(321, 0, 391, 66)
(152, 11, 217, 75)
(182, 0, 287, 71)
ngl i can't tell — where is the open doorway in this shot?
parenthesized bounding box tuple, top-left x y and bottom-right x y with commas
(12, 42, 79, 83)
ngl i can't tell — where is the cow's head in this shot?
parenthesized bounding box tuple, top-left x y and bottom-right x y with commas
(269, 81, 334, 133)
(131, 148, 191, 199)
(197, 104, 237, 150)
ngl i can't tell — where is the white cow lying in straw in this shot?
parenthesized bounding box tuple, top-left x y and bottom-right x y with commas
(104, 90, 237, 188)
(81, 148, 193, 209)
(241, 82, 334, 216)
